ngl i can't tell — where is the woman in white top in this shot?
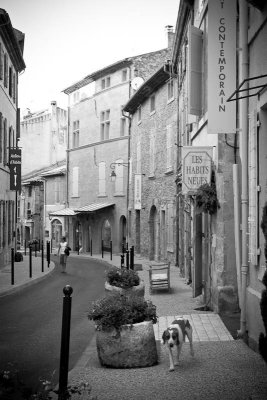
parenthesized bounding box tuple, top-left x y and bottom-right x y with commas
(58, 236, 68, 273)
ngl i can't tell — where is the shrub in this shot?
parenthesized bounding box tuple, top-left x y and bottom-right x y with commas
(106, 266, 140, 289)
(15, 252, 23, 262)
(88, 292, 158, 332)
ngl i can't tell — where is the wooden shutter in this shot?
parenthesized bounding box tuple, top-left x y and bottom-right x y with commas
(188, 25, 203, 116)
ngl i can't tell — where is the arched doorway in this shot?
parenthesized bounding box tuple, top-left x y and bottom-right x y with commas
(119, 215, 127, 251)
(51, 219, 62, 248)
(149, 206, 158, 260)
(102, 219, 111, 250)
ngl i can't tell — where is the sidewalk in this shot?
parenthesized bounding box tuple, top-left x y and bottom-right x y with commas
(1, 251, 267, 399)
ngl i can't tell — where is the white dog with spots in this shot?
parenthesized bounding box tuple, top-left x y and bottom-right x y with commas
(162, 318, 194, 371)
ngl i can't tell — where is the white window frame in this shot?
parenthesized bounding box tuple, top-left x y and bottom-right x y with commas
(100, 110, 110, 140)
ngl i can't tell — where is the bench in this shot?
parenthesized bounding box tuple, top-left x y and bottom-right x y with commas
(148, 262, 170, 294)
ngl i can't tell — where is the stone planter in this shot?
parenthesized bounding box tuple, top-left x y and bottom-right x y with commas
(96, 320, 158, 368)
(104, 280, 145, 298)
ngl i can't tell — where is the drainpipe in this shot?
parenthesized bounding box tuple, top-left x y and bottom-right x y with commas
(238, 0, 249, 338)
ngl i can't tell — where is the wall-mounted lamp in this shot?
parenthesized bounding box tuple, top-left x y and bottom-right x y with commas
(110, 162, 129, 181)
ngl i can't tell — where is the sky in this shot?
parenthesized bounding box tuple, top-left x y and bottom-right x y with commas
(1, 0, 180, 115)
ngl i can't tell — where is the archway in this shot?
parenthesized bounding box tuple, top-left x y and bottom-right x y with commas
(102, 219, 111, 249)
(149, 205, 158, 261)
(119, 215, 127, 252)
(51, 219, 62, 248)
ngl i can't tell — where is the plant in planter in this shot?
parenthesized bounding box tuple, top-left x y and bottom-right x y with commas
(195, 179, 220, 215)
(88, 292, 158, 368)
(105, 266, 145, 297)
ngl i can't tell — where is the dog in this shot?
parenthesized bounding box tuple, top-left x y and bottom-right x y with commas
(162, 318, 194, 371)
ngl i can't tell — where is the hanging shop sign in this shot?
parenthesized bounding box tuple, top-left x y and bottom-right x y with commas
(134, 174, 142, 210)
(182, 146, 213, 195)
(9, 148, 22, 191)
(208, 0, 236, 134)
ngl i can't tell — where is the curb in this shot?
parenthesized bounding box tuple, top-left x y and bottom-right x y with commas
(0, 262, 56, 298)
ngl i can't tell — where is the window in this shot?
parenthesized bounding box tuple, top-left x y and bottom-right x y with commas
(72, 166, 79, 197)
(167, 79, 174, 101)
(28, 186, 32, 197)
(167, 203, 174, 251)
(138, 106, 142, 123)
(13, 72, 16, 103)
(0, 113, 2, 163)
(9, 66, 12, 97)
(98, 162, 106, 196)
(100, 110, 110, 140)
(73, 120, 79, 148)
(120, 106, 126, 136)
(3, 118, 7, 165)
(114, 159, 124, 195)
(101, 76, 111, 90)
(166, 124, 174, 172)
(4, 53, 8, 88)
(150, 94, 155, 113)
(149, 130, 155, 176)
(122, 69, 127, 82)
(27, 202, 31, 219)
(0, 43, 3, 80)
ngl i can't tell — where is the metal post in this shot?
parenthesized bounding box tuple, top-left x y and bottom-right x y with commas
(121, 254, 124, 268)
(47, 241, 50, 268)
(41, 241, 44, 273)
(24, 240, 26, 255)
(90, 239, 92, 256)
(11, 248, 15, 285)
(126, 249, 129, 269)
(130, 246, 134, 270)
(102, 240, 104, 258)
(58, 285, 73, 400)
(35, 241, 37, 257)
(29, 245, 32, 278)
(51, 238, 53, 253)
(110, 240, 112, 261)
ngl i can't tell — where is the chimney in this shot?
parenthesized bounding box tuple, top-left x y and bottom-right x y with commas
(165, 25, 174, 48)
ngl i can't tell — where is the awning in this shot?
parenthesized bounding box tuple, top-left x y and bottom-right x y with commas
(227, 74, 267, 102)
(49, 208, 77, 217)
(74, 202, 115, 213)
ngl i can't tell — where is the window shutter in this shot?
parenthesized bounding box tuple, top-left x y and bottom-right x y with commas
(98, 162, 106, 196)
(188, 26, 203, 116)
(72, 167, 79, 197)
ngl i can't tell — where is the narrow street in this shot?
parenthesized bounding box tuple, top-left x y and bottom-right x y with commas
(0, 255, 106, 390)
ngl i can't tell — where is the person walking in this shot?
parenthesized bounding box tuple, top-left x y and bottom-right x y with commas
(58, 236, 69, 273)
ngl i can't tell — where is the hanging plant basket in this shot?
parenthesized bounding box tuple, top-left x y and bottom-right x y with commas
(195, 182, 220, 215)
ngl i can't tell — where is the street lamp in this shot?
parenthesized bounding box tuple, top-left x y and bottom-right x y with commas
(110, 162, 129, 181)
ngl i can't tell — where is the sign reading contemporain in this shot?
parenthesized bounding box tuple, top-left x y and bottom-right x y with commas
(208, 0, 236, 134)
(182, 147, 213, 195)
(9, 148, 22, 191)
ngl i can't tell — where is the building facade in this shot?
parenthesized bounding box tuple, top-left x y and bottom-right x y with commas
(171, 0, 267, 352)
(18, 161, 66, 250)
(54, 40, 174, 254)
(20, 101, 67, 175)
(0, 9, 25, 267)
(124, 65, 178, 264)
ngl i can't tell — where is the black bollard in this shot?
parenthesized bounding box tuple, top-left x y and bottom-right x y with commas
(122, 242, 125, 254)
(35, 241, 37, 257)
(24, 240, 26, 256)
(121, 254, 125, 268)
(58, 285, 73, 400)
(47, 241, 50, 268)
(110, 241, 112, 261)
(29, 245, 32, 278)
(11, 248, 15, 285)
(101, 240, 104, 258)
(41, 241, 44, 273)
(90, 239, 92, 256)
(126, 249, 129, 269)
(130, 246, 134, 270)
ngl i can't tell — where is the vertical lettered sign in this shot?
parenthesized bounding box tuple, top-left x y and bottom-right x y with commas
(208, 0, 236, 134)
(134, 174, 142, 210)
(9, 148, 21, 191)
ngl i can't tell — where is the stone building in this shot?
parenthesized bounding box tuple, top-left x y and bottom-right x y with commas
(123, 64, 178, 264)
(55, 34, 174, 254)
(0, 8, 25, 267)
(18, 161, 66, 249)
(20, 101, 67, 175)
(171, 0, 267, 352)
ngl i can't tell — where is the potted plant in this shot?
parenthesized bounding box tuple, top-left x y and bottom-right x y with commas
(88, 292, 158, 368)
(104, 266, 145, 297)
